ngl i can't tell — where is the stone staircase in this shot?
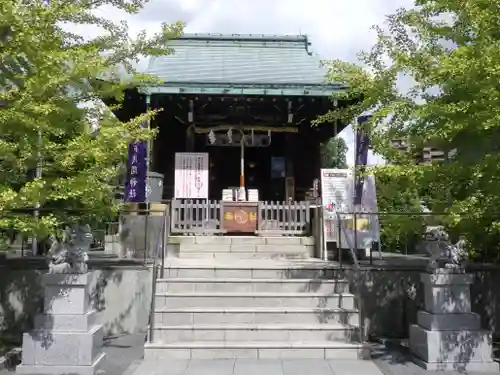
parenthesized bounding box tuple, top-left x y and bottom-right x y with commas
(144, 236, 367, 360)
(166, 235, 316, 259)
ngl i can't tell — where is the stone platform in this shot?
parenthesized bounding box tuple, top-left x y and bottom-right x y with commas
(16, 273, 106, 375)
(409, 269, 499, 372)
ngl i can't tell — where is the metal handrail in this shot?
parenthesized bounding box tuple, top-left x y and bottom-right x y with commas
(147, 205, 170, 343)
(335, 211, 366, 348)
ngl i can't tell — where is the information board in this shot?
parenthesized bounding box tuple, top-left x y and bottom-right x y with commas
(174, 153, 209, 199)
(320, 168, 380, 249)
(320, 169, 353, 242)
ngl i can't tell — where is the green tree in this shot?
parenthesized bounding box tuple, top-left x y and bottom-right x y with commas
(375, 166, 425, 253)
(0, 0, 182, 247)
(320, 136, 348, 169)
(318, 0, 500, 261)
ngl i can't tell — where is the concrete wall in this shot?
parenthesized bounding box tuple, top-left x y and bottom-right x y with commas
(0, 261, 152, 347)
(344, 265, 500, 340)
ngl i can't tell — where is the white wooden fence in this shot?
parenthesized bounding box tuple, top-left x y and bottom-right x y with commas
(257, 201, 310, 235)
(171, 199, 225, 235)
(170, 199, 311, 236)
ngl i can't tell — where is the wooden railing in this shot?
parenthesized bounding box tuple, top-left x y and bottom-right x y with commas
(171, 199, 225, 234)
(170, 199, 311, 236)
(257, 201, 310, 235)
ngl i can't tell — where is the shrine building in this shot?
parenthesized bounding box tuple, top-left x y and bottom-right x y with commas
(114, 34, 352, 236)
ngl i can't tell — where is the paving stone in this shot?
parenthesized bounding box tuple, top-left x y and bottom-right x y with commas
(184, 360, 235, 375)
(129, 359, 188, 375)
(233, 359, 283, 375)
(281, 359, 333, 375)
(329, 359, 384, 375)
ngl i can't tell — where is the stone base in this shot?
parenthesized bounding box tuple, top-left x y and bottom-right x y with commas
(410, 325, 497, 372)
(34, 310, 98, 332)
(412, 354, 499, 372)
(16, 352, 105, 375)
(417, 310, 481, 331)
(21, 325, 104, 367)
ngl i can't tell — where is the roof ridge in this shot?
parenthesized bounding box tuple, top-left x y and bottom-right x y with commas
(178, 33, 309, 44)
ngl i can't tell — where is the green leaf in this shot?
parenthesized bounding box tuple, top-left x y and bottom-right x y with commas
(318, 0, 500, 262)
(0, 0, 183, 242)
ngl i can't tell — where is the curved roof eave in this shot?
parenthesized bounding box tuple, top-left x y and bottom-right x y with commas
(140, 81, 346, 97)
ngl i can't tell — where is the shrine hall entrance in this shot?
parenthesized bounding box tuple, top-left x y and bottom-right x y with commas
(146, 93, 339, 202)
(199, 137, 286, 202)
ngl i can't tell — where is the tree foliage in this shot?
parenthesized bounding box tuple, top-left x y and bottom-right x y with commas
(375, 166, 425, 253)
(320, 136, 348, 169)
(319, 0, 500, 261)
(0, 0, 183, 245)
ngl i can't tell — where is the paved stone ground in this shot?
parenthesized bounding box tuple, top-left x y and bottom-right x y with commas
(102, 333, 147, 375)
(128, 359, 384, 375)
(2, 335, 498, 375)
(372, 344, 500, 375)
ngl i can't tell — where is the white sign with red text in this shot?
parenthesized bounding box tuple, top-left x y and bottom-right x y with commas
(320, 169, 353, 242)
(174, 153, 209, 199)
(320, 168, 380, 249)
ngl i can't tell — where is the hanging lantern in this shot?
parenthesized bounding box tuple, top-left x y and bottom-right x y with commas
(208, 130, 216, 145)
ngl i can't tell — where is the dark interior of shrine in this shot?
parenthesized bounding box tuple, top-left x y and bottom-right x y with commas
(112, 89, 350, 201)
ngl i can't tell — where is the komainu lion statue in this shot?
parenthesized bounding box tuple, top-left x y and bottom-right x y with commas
(423, 226, 467, 272)
(47, 225, 92, 274)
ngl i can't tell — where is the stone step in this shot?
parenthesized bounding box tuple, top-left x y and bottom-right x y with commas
(167, 237, 316, 259)
(163, 260, 344, 280)
(154, 307, 359, 326)
(168, 236, 315, 246)
(144, 341, 367, 360)
(151, 324, 359, 343)
(155, 278, 350, 294)
(175, 251, 311, 259)
(155, 293, 356, 310)
(170, 244, 313, 254)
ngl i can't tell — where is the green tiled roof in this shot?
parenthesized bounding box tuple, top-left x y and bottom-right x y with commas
(145, 33, 333, 87)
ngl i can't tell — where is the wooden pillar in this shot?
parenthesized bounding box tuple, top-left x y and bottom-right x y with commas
(186, 125, 195, 152)
(285, 133, 295, 201)
(285, 100, 295, 201)
(186, 99, 195, 152)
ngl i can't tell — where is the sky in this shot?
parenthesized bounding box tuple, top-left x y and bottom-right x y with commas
(87, 0, 415, 165)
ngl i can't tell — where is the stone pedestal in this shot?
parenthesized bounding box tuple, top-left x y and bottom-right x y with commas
(17, 273, 106, 375)
(409, 269, 498, 372)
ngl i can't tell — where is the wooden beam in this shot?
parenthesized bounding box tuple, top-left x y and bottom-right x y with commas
(191, 125, 299, 133)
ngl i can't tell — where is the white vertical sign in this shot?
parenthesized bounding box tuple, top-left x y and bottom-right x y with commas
(174, 153, 209, 199)
(320, 169, 353, 242)
(320, 169, 380, 249)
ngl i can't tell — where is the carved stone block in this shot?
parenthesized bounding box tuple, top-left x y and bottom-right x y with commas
(410, 269, 498, 372)
(17, 272, 106, 375)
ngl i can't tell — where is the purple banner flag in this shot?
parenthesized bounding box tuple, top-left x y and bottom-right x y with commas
(124, 141, 147, 203)
(353, 115, 371, 205)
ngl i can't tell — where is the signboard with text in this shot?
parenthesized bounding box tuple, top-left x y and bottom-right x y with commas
(174, 153, 209, 199)
(320, 169, 353, 242)
(320, 168, 380, 249)
(223, 202, 258, 233)
(124, 141, 147, 203)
